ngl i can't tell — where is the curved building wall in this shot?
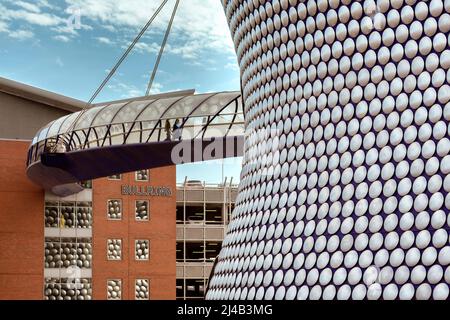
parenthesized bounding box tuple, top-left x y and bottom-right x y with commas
(207, 0, 450, 300)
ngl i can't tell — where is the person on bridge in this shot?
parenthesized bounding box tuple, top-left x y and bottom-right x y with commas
(172, 118, 182, 141)
(164, 119, 171, 141)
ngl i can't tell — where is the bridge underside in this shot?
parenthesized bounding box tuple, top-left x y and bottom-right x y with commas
(28, 136, 243, 196)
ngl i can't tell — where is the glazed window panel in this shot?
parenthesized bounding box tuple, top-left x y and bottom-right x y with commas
(205, 203, 223, 224)
(77, 238, 92, 268)
(44, 278, 92, 300)
(135, 279, 149, 300)
(44, 238, 62, 268)
(135, 170, 149, 181)
(185, 242, 204, 261)
(107, 239, 122, 260)
(107, 199, 122, 220)
(135, 200, 149, 221)
(62, 278, 92, 300)
(43, 278, 61, 300)
(76, 202, 92, 228)
(59, 239, 78, 268)
(45, 237, 91, 269)
(45, 201, 93, 228)
(185, 279, 205, 298)
(108, 174, 122, 180)
(205, 242, 221, 262)
(45, 201, 59, 228)
(176, 241, 184, 261)
(60, 202, 76, 228)
(176, 279, 185, 300)
(135, 240, 149, 261)
(78, 279, 93, 300)
(107, 279, 122, 300)
(185, 205, 204, 224)
(176, 205, 184, 223)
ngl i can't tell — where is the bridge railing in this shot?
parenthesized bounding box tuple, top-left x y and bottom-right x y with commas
(27, 113, 245, 167)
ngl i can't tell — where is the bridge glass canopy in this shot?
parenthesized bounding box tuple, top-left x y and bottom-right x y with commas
(28, 91, 244, 165)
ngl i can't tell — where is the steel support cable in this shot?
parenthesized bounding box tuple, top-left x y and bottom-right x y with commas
(146, 0, 180, 96)
(64, 0, 169, 140)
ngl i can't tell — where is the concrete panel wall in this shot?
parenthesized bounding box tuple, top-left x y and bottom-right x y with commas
(0, 92, 69, 140)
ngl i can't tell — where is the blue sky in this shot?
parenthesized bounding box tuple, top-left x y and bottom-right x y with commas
(0, 0, 242, 183)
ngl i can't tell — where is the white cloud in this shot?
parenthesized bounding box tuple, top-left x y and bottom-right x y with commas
(53, 35, 71, 42)
(0, 4, 64, 27)
(107, 81, 144, 98)
(102, 24, 116, 32)
(0, 0, 89, 41)
(51, 25, 78, 35)
(96, 36, 114, 45)
(0, 1, 64, 41)
(148, 82, 163, 95)
(0, 21, 8, 33)
(224, 62, 239, 71)
(105, 79, 165, 98)
(65, 0, 234, 59)
(9, 29, 34, 40)
(132, 42, 162, 54)
(35, 0, 57, 10)
(0, 0, 235, 65)
(14, 1, 41, 13)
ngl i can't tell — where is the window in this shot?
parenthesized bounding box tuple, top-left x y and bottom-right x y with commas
(135, 279, 149, 300)
(76, 238, 92, 268)
(176, 205, 184, 223)
(45, 201, 92, 228)
(44, 278, 92, 300)
(44, 238, 62, 268)
(176, 279, 184, 300)
(184, 205, 204, 224)
(176, 242, 184, 261)
(185, 279, 205, 299)
(135, 240, 149, 261)
(135, 170, 149, 182)
(107, 199, 122, 220)
(205, 242, 221, 261)
(107, 239, 122, 261)
(185, 242, 204, 261)
(44, 237, 92, 269)
(135, 200, 149, 221)
(60, 202, 76, 228)
(45, 201, 59, 228)
(108, 174, 122, 180)
(107, 279, 122, 300)
(76, 202, 92, 228)
(205, 203, 223, 224)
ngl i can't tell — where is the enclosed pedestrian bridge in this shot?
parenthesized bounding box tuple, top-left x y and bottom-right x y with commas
(27, 90, 244, 196)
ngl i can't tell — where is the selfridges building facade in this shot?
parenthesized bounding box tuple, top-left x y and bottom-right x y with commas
(207, 0, 450, 300)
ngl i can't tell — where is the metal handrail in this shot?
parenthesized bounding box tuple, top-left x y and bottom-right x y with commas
(27, 118, 245, 166)
(67, 121, 244, 151)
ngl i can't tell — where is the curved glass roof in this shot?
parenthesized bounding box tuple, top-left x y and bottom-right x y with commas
(29, 91, 244, 162)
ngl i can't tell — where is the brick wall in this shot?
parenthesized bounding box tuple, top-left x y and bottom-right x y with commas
(92, 166, 176, 300)
(0, 140, 44, 299)
(0, 140, 176, 300)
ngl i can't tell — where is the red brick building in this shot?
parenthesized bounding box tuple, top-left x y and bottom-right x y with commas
(0, 77, 176, 300)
